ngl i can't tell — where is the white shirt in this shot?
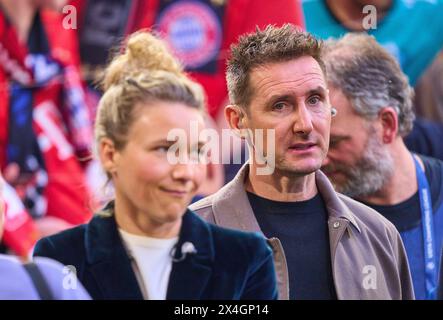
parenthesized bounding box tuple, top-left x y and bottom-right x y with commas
(119, 229, 178, 300)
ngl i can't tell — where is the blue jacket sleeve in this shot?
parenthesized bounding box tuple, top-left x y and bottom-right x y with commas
(404, 118, 443, 161)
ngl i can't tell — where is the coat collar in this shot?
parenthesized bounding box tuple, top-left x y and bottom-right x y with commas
(315, 168, 361, 233)
(85, 202, 215, 300)
(85, 203, 144, 300)
(166, 208, 215, 299)
(212, 163, 361, 234)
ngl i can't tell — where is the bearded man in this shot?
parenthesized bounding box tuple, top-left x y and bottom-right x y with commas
(322, 33, 443, 300)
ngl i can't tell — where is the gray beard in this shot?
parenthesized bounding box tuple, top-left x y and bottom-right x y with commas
(334, 133, 395, 198)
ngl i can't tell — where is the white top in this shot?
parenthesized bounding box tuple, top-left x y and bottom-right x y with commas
(119, 229, 178, 300)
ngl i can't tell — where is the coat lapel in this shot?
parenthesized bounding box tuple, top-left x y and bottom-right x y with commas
(166, 210, 214, 299)
(85, 205, 144, 300)
(316, 170, 361, 233)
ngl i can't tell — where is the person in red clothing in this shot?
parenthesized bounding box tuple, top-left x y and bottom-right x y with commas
(0, 0, 93, 255)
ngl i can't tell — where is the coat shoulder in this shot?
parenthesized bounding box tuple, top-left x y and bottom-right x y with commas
(33, 223, 88, 265)
(189, 194, 216, 222)
(189, 194, 215, 211)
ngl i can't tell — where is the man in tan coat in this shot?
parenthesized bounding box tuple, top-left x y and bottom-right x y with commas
(190, 24, 414, 300)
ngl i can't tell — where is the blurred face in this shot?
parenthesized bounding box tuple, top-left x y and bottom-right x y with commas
(244, 56, 331, 176)
(322, 87, 394, 197)
(107, 102, 206, 227)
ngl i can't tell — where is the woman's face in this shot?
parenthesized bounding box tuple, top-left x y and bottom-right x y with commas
(102, 101, 206, 227)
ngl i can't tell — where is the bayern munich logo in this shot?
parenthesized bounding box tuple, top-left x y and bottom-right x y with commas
(156, 1, 222, 69)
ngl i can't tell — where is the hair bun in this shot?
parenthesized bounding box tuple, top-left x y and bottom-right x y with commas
(102, 30, 183, 90)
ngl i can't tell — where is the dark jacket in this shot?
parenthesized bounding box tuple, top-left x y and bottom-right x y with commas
(33, 203, 278, 300)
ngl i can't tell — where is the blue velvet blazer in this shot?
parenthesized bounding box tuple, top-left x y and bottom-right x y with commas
(33, 203, 278, 300)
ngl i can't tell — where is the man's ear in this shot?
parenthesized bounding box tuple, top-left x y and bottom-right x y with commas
(378, 107, 398, 144)
(225, 105, 246, 138)
(99, 138, 119, 175)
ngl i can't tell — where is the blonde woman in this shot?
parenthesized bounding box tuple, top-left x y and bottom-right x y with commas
(33, 31, 277, 300)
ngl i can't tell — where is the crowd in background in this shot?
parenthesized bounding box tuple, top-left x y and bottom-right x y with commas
(1, 0, 443, 300)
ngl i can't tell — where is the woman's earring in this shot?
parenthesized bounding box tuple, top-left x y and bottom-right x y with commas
(331, 107, 338, 117)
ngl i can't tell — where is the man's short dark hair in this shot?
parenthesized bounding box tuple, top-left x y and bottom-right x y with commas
(226, 24, 326, 108)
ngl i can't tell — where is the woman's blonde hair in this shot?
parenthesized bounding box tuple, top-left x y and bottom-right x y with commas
(95, 31, 205, 151)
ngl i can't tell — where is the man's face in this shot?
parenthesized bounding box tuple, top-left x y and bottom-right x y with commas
(244, 56, 331, 176)
(322, 87, 394, 197)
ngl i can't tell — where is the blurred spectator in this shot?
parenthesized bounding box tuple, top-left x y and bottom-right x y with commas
(2, 171, 39, 258)
(303, 0, 443, 85)
(191, 115, 225, 202)
(0, 172, 91, 300)
(303, 0, 443, 161)
(415, 51, 443, 124)
(0, 0, 93, 255)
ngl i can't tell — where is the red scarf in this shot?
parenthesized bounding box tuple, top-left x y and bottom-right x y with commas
(0, 10, 93, 256)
